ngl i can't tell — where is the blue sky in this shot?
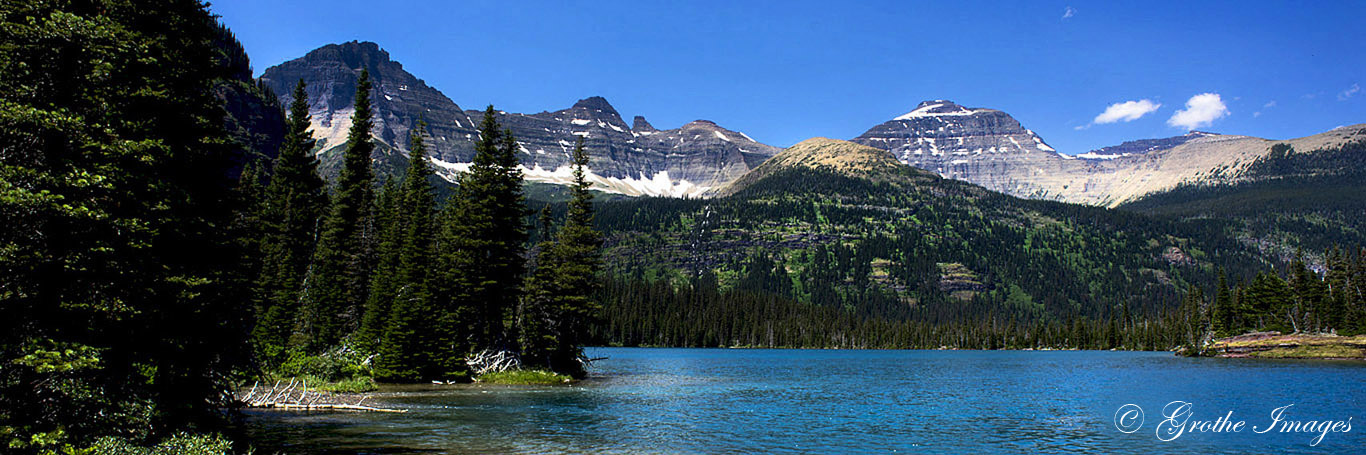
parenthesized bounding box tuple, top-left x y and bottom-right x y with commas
(212, 0, 1364, 153)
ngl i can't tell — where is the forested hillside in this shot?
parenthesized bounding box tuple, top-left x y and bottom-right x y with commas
(589, 139, 1287, 349)
(1121, 139, 1366, 263)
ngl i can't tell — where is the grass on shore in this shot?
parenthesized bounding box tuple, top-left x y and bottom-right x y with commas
(476, 369, 573, 385)
(1213, 333, 1366, 359)
(1220, 333, 1366, 348)
(1247, 344, 1363, 359)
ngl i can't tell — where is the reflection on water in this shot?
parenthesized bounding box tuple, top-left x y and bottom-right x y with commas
(240, 348, 1366, 454)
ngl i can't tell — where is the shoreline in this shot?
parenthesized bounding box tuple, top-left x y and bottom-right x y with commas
(1206, 332, 1366, 360)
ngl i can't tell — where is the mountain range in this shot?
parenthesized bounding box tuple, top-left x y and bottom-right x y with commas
(255, 41, 1363, 208)
(258, 41, 779, 197)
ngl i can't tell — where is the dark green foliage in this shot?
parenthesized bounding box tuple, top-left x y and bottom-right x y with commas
(1178, 285, 1209, 350)
(301, 69, 377, 351)
(251, 80, 327, 367)
(373, 123, 443, 382)
(1121, 140, 1366, 259)
(594, 274, 1179, 350)
(1211, 269, 1235, 336)
(0, 0, 255, 449)
(520, 139, 604, 377)
(1192, 247, 1365, 337)
(433, 106, 528, 353)
(589, 166, 1271, 349)
(357, 178, 403, 353)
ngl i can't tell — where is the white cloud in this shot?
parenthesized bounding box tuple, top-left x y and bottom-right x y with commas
(1092, 99, 1161, 124)
(1339, 83, 1360, 101)
(1062, 6, 1076, 19)
(1167, 93, 1229, 130)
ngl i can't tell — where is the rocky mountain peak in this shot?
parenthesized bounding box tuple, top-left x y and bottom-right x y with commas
(851, 100, 1061, 198)
(894, 100, 983, 120)
(261, 42, 782, 198)
(632, 115, 656, 132)
(571, 96, 620, 116)
(681, 119, 721, 129)
(302, 41, 398, 76)
(259, 40, 478, 163)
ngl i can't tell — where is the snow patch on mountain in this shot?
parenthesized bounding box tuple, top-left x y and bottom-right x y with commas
(430, 158, 710, 198)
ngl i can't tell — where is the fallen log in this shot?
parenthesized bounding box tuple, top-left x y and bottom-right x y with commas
(233, 380, 405, 413)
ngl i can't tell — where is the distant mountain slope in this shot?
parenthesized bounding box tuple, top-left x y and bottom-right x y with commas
(718, 137, 921, 196)
(258, 41, 779, 196)
(1119, 137, 1366, 263)
(594, 135, 1278, 348)
(1038, 125, 1366, 207)
(1076, 131, 1214, 159)
(852, 99, 1366, 207)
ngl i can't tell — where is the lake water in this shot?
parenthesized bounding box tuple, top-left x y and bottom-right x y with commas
(241, 348, 1365, 454)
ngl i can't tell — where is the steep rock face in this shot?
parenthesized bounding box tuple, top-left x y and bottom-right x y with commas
(258, 42, 780, 196)
(852, 100, 1070, 198)
(467, 98, 780, 196)
(258, 41, 480, 163)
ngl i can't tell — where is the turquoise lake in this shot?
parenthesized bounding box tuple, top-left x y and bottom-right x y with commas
(241, 348, 1366, 453)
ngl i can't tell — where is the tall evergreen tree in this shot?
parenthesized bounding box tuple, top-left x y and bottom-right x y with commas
(1212, 268, 1234, 336)
(434, 106, 528, 354)
(301, 69, 377, 351)
(520, 138, 603, 377)
(252, 80, 326, 366)
(357, 178, 402, 352)
(1, 1, 254, 448)
(374, 122, 442, 381)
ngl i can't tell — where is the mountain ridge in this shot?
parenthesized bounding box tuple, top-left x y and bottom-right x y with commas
(259, 41, 780, 197)
(257, 42, 1363, 207)
(852, 98, 1366, 207)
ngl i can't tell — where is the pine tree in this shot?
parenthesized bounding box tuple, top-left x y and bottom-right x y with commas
(1, 1, 254, 447)
(357, 178, 402, 353)
(434, 106, 527, 356)
(520, 138, 603, 377)
(374, 122, 442, 381)
(1212, 268, 1234, 336)
(301, 69, 377, 351)
(1287, 256, 1325, 332)
(1324, 246, 1349, 332)
(252, 80, 326, 366)
(1180, 285, 1208, 350)
(1246, 272, 1293, 332)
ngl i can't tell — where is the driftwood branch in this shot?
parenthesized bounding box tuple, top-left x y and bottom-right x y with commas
(233, 380, 405, 413)
(466, 348, 521, 376)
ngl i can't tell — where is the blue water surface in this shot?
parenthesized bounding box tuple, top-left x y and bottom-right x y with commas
(242, 348, 1366, 453)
